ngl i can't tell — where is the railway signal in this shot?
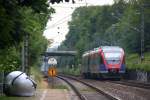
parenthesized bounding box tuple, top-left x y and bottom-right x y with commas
(48, 67, 57, 88)
(48, 67, 57, 77)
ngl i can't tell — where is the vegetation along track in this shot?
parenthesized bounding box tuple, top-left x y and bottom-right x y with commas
(57, 75, 118, 100)
(108, 80, 150, 89)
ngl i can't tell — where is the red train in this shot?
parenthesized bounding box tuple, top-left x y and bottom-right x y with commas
(81, 46, 125, 79)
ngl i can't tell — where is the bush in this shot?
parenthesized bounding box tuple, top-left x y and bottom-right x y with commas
(0, 47, 20, 72)
(126, 52, 150, 72)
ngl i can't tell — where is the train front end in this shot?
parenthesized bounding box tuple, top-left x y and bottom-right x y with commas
(101, 46, 125, 78)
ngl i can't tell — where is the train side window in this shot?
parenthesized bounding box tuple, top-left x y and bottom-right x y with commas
(89, 56, 92, 67)
(82, 56, 89, 70)
(93, 55, 96, 65)
(96, 54, 100, 64)
(93, 54, 96, 65)
(86, 57, 89, 66)
(100, 55, 103, 64)
(82, 57, 85, 66)
(123, 55, 125, 64)
(84, 57, 87, 66)
(96, 53, 102, 64)
(89, 55, 93, 67)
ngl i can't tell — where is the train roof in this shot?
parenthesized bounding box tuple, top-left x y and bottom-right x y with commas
(82, 49, 99, 57)
(101, 46, 123, 52)
(82, 46, 124, 57)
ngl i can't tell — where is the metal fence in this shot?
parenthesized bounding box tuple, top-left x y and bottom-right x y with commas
(124, 70, 150, 82)
(0, 72, 4, 95)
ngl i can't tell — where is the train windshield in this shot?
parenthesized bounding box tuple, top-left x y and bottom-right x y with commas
(104, 52, 122, 64)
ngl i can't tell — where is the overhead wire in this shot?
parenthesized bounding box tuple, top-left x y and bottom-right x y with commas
(45, 13, 72, 29)
(47, 19, 70, 29)
(51, 2, 95, 8)
(46, 1, 96, 29)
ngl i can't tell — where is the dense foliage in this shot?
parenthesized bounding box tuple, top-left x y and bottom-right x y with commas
(59, 0, 150, 66)
(0, 0, 54, 72)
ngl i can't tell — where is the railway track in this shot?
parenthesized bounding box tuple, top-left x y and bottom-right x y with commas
(108, 80, 150, 89)
(57, 76, 86, 100)
(57, 75, 118, 100)
(60, 74, 150, 90)
(57, 75, 150, 100)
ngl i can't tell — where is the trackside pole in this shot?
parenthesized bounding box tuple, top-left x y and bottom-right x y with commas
(48, 66, 57, 89)
(52, 77, 54, 89)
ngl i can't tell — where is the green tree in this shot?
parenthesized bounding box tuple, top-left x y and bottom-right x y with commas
(0, 0, 53, 71)
(59, 0, 150, 66)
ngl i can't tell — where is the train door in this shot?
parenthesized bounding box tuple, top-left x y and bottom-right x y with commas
(99, 52, 108, 74)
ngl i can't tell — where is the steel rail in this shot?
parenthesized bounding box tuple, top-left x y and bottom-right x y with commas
(109, 80, 150, 89)
(57, 76, 87, 100)
(58, 75, 118, 100)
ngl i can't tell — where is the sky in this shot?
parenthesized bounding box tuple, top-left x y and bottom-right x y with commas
(43, 0, 114, 48)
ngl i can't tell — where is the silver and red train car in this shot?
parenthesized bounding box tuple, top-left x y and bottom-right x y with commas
(81, 46, 125, 79)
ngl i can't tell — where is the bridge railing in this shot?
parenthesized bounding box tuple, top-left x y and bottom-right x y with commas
(43, 51, 77, 56)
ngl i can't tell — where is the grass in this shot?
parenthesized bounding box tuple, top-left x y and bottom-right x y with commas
(81, 88, 95, 92)
(126, 52, 150, 71)
(30, 66, 49, 89)
(60, 67, 81, 76)
(30, 67, 43, 83)
(53, 85, 68, 90)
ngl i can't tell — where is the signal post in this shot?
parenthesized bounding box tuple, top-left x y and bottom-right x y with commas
(47, 58, 57, 88)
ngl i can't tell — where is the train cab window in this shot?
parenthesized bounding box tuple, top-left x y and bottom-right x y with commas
(104, 52, 121, 64)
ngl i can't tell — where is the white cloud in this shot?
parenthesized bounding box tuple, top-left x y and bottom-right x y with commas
(43, 0, 114, 48)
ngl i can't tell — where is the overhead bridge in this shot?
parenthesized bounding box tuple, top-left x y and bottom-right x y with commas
(44, 51, 77, 56)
